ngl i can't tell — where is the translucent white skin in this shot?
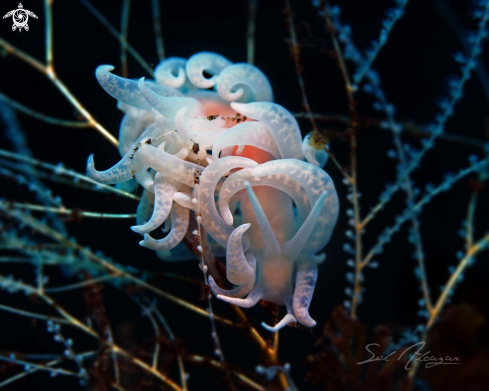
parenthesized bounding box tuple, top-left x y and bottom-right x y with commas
(185, 52, 232, 89)
(155, 57, 187, 88)
(230, 102, 303, 160)
(131, 173, 181, 234)
(119, 108, 154, 156)
(96, 65, 182, 111)
(212, 121, 281, 161)
(88, 51, 339, 332)
(216, 63, 274, 102)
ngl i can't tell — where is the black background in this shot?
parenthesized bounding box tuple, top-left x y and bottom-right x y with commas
(1, 0, 489, 390)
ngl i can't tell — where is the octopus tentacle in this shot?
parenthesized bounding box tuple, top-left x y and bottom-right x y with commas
(230, 102, 303, 160)
(243, 181, 281, 259)
(139, 202, 189, 251)
(293, 254, 318, 327)
(131, 173, 180, 234)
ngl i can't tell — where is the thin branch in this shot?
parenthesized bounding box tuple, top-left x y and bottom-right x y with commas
(247, 0, 258, 64)
(0, 39, 117, 146)
(0, 149, 139, 201)
(79, 0, 154, 77)
(120, 0, 131, 78)
(0, 93, 90, 128)
(151, 0, 165, 62)
(10, 203, 136, 219)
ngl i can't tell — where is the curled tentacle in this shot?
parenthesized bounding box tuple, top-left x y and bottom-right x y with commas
(136, 189, 155, 229)
(218, 169, 310, 226)
(243, 181, 281, 259)
(96, 65, 182, 111)
(252, 159, 339, 254)
(198, 156, 257, 248)
(173, 191, 195, 210)
(154, 57, 187, 88)
(140, 203, 189, 251)
(185, 52, 232, 89)
(209, 252, 256, 299)
(302, 134, 329, 167)
(87, 123, 161, 184)
(138, 78, 204, 118)
(134, 169, 155, 193)
(231, 102, 303, 160)
(262, 314, 297, 332)
(293, 254, 318, 327)
(216, 63, 273, 103)
(212, 121, 281, 160)
(137, 144, 201, 188)
(208, 275, 255, 298)
(119, 108, 153, 156)
(175, 106, 227, 149)
(280, 191, 329, 262)
(131, 173, 180, 234)
(216, 287, 263, 308)
(226, 224, 255, 285)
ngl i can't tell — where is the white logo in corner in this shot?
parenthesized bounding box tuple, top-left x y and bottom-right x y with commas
(2, 3, 38, 32)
